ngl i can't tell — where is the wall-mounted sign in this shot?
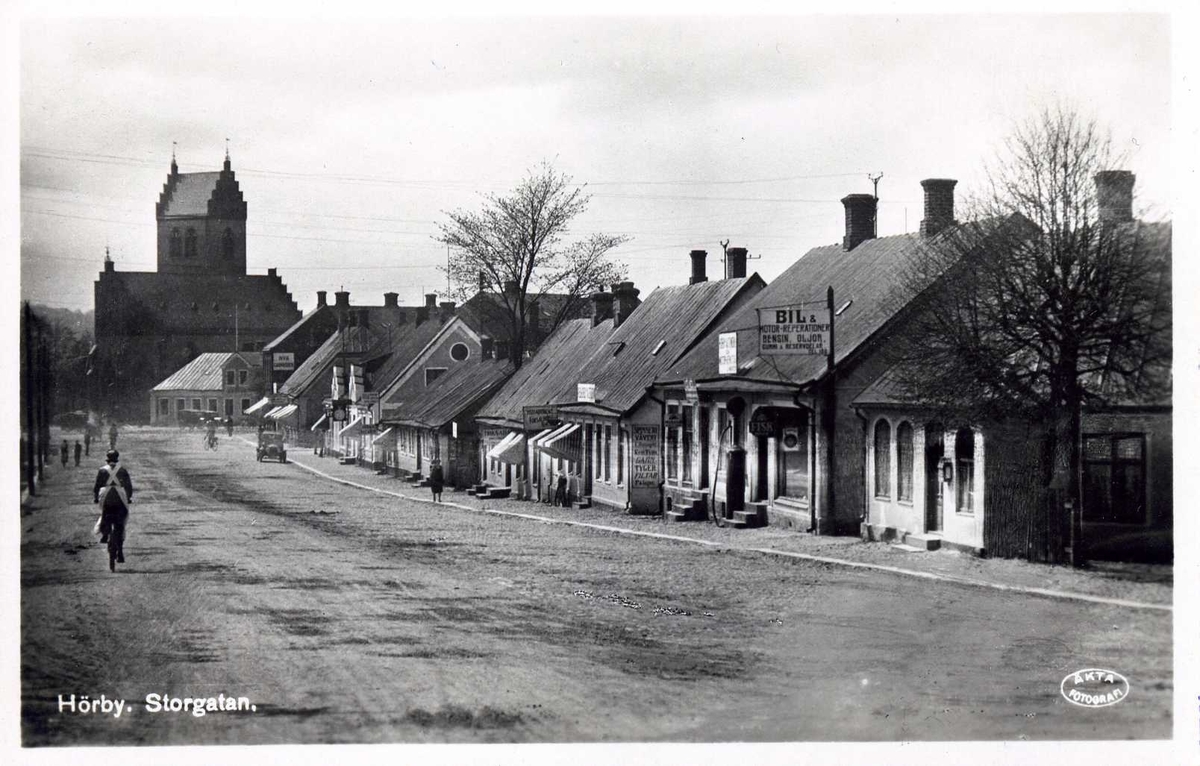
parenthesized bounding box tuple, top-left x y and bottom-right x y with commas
(718, 332, 738, 375)
(781, 426, 802, 452)
(749, 408, 776, 437)
(757, 304, 831, 356)
(684, 379, 699, 404)
(452, 421, 458, 439)
(523, 405, 560, 432)
(577, 383, 596, 403)
(631, 424, 660, 489)
(273, 352, 295, 371)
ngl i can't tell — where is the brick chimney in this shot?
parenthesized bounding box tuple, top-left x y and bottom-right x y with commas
(920, 179, 957, 237)
(689, 250, 708, 284)
(726, 247, 747, 279)
(316, 290, 327, 307)
(612, 281, 641, 329)
(438, 301, 456, 322)
(425, 293, 437, 308)
(841, 194, 877, 251)
(383, 292, 398, 308)
(1095, 170, 1135, 224)
(591, 288, 615, 327)
(480, 336, 494, 359)
(334, 290, 350, 331)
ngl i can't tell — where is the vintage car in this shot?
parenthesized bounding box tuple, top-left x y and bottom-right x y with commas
(256, 431, 287, 463)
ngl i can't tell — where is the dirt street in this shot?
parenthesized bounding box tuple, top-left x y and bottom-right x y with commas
(21, 429, 1172, 745)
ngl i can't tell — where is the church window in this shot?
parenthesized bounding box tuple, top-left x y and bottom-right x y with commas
(223, 228, 235, 259)
(185, 228, 198, 258)
(169, 229, 182, 258)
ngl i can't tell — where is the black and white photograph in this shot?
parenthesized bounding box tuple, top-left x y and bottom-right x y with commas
(7, 4, 1194, 763)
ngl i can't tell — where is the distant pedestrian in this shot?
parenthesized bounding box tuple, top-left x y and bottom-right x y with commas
(74, 441, 82, 467)
(60, 440, 69, 468)
(84, 428, 92, 456)
(428, 458, 444, 503)
(553, 475, 568, 507)
(108, 422, 119, 450)
(225, 416, 234, 437)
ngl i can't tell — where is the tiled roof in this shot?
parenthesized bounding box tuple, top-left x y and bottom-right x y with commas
(262, 306, 327, 353)
(475, 317, 615, 424)
(551, 277, 764, 414)
(661, 230, 965, 388)
(456, 290, 583, 341)
(383, 358, 514, 428)
(364, 319, 447, 392)
(279, 327, 375, 397)
(152, 352, 257, 392)
(95, 272, 300, 333)
(162, 172, 222, 217)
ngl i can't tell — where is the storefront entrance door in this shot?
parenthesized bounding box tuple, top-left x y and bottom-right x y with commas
(925, 423, 944, 532)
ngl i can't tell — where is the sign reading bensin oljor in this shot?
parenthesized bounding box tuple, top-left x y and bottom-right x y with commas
(631, 424, 660, 489)
(758, 304, 831, 356)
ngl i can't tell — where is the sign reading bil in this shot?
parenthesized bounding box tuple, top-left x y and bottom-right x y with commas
(1059, 668, 1129, 708)
(758, 305, 831, 356)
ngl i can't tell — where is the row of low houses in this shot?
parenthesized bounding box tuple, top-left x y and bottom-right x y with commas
(149, 172, 1172, 564)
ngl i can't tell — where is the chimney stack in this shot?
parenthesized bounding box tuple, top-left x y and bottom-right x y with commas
(841, 194, 877, 251)
(689, 250, 708, 284)
(316, 290, 327, 307)
(478, 271, 488, 293)
(1095, 170, 1135, 224)
(726, 247, 747, 279)
(383, 292, 398, 308)
(480, 336, 494, 360)
(424, 293, 437, 309)
(334, 290, 351, 309)
(590, 288, 615, 327)
(268, 267, 277, 278)
(919, 178, 957, 237)
(104, 257, 115, 273)
(439, 301, 456, 322)
(612, 281, 641, 328)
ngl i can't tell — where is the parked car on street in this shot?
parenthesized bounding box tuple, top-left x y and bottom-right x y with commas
(256, 431, 287, 463)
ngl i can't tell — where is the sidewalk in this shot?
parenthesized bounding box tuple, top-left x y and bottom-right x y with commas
(275, 443, 1172, 609)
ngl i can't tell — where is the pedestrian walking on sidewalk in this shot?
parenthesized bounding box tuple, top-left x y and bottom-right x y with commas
(429, 458, 444, 503)
(84, 428, 92, 456)
(73, 441, 82, 467)
(60, 440, 69, 469)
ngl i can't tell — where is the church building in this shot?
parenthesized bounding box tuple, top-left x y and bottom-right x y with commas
(93, 152, 301, 422)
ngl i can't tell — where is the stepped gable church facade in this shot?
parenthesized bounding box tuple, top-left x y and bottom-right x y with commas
(94, 153, 301, 422)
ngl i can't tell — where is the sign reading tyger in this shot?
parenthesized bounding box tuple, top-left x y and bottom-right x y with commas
(631, 424, 660, 489)
(758, 303, 831, 356)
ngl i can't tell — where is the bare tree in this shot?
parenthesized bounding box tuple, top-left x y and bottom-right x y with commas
(885, 105, 1171, 553)
(436, 161, 629, 368)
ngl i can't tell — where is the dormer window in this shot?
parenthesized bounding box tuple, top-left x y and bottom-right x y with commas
(169, 229, 182, 258)
(184, 228, 198, 258)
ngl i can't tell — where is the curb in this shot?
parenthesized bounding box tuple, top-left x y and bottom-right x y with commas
(239, 437, 1171, 613)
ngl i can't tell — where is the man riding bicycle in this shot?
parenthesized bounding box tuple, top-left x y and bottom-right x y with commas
(93, 449, 133, 572)
(204, 419, 219, 450)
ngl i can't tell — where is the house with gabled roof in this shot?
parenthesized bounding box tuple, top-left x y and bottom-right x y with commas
(542, 266, 765, 515)
(149, 351, 262, 425)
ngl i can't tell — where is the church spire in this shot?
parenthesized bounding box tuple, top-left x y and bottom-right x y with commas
(223, 137, 231, 172)
(170, 141, 178, 175)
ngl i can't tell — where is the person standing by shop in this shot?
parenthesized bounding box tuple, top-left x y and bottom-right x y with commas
(428, 458, 445, 503)
(74, 440, 82, 467)
(60, 440, 69, 469)
(83, 427, 92, 457)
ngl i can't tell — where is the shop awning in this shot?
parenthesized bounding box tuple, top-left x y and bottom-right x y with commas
(310, 414, 328, 432)
(371, 427, 394, 446)
(540, 423, 581, 462)
(533, 422, 572, 450)
(486, 431, 521, 461)
(268, 404, 297, 420)
(489, 431, 526, 465)
(527, 427, 554, 450)
(245, 396, 272, 415)
(339, 415, 365, 438)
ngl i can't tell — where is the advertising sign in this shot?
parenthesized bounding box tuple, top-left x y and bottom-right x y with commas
(523, 405, 560, 432)
(273, 352, 295, 371)
(631, 424, 660, 489)
(684, 379, 699, 404)
(749, 408, 776, 437)
(718, 332, 738, 375)
(577, 383, 596, 403)
(758, 304, 831, 356)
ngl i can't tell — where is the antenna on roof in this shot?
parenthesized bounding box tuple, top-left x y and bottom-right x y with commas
(868, 172, 883, 238)
(719, 239, 730, 280)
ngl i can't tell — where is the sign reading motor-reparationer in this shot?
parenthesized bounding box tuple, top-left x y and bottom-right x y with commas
(758, 304, 831, 356)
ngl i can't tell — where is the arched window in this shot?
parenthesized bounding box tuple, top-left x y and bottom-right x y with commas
(874, 419, 891, 498)
(897, 422, 914, 502)
(955, 428, 975, 514)
(222, 228, 235, 259)
(184, 228, 198, 258)
(169, 229, 182, 258)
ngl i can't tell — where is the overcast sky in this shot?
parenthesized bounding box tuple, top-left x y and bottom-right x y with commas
(18, 13, 1172, 313)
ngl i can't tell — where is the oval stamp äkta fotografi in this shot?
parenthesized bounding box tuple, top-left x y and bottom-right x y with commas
(1060, 668, 1130, 708)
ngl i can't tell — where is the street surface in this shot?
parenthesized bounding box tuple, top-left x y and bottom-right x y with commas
(21, 429, 1172, 744)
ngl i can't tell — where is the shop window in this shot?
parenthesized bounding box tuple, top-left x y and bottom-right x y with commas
(177, 398, 186, 413)
(778, 409, 809, 502)
(184, 228, 197, 258)
(666, 405, 679, 481)
(169, 229, 182, 258)
(682, 406, 694, 483)
(955, 428, 975, 514)
(207, 398, 218, 412)
(594, 426, 603, 480)
(604, 425, 612, 482)
(897, 422, 914, 503)
(617, 428, 626, 485)
(192, 398, 202, 410)
(1083, 434, 1147, 524)
(874, 420, 892, 498)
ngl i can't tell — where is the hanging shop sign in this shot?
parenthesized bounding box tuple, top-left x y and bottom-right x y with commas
(684, 379, 699, 404)
(757, 303, 831, 356)
(748, 408, 777, 437)
(631, 424, 660, 489)
(718, 332, 738, 375)
(523, 405, 560, 432)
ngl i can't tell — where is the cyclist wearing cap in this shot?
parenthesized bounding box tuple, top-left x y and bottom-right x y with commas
(93, 449, 134, 570)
